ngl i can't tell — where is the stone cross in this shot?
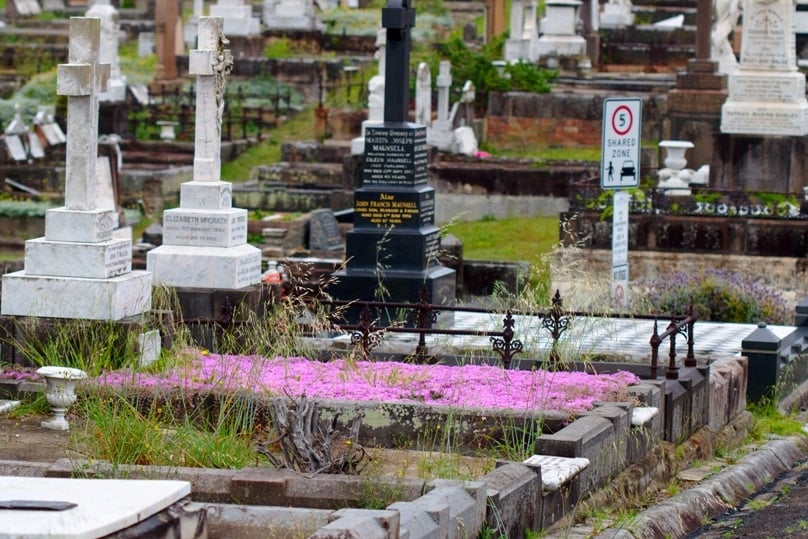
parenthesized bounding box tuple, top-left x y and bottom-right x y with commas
(189, 17, 233, 183)
(435, 61, 451, 126)
(382, 0, 416, 123)
(414, 62, 431, 126)
(56, 17, 110, 211)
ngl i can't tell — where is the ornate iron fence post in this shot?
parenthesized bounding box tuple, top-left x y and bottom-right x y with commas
(650, 320, 661, 379)
(413, 287, 437, 362)
(490, 310, 523, 369)
(542, 290, 570, 366)
(666, 315, 679, 380)
(684, 303, 697, 367)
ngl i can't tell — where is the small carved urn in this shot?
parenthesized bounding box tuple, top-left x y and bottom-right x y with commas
(37, 366, 87, 431)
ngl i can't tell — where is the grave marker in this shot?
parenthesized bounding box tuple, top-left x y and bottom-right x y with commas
(309, 208, 344, 252)
(330, 0, 456, 320)
(721, 0, 808, 135)
(1, 17, 151, 320)
(147, 17, 262, 290)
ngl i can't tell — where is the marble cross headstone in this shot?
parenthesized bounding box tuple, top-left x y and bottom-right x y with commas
(504, 0, 526, 61)
(86, 0, 126, 102)
(414, 62, 432, 126)
(58, 17, 111, 214)
(190, 19, 232, 187)
(1, 17, 152, 320)
(428, 60, 453, 150)
(147, 16, 261, 290)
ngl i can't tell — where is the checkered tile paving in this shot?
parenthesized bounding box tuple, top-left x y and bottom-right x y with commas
(332, 311, 794, 364)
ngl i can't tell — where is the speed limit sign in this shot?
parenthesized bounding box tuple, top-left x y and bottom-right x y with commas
(601, 98, 642, 189)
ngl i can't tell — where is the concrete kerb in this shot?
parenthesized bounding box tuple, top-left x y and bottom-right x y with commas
(594, 436, 808, 538)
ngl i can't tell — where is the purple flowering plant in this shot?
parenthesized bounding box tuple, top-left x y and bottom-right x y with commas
(641, 268, 789, 325)
(89, 353, 640, 416)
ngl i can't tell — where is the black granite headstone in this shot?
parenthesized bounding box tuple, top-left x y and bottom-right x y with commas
(329, 0, 456, 322)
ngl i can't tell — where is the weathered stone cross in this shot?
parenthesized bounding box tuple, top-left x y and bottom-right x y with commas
(56, 17, 110, 211)
(382, 0, 415, 123)
(189, 16, 233, 183)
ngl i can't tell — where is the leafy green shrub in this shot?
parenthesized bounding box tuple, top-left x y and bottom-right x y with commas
(428, 35, 557, 113)
(639, 268, 789, 324)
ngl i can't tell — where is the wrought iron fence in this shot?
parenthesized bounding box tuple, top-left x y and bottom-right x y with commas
(569, 177, 807, 219)
(127, 83, 297, 142)
(313, 288, 698, 378)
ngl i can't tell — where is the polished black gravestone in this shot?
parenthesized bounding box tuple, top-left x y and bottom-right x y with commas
(329, 0, 456, 322)
(330, 124, 456, 322)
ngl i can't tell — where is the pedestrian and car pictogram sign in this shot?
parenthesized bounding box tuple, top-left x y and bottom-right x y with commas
(601, 98, 642, 189)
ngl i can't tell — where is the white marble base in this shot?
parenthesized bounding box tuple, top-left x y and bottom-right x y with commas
(721, 100, 808, 136)
(504, 38, 528, 62)
(1, 270, 152, 320)
(0, 476, 190, 538)
(537, 35, 587, 58)
(162, 208, 248, 248)
(0, 400, 20, 414)
(99, 78, 127, 103)
(427, 122, 453, 152)
(137, 329, 162, 367)
(45, 208, 114, 243)
(264, 17, 320, 30)
(24, 237, 132, 278)
(147, 243, 262, 289)
(180, 180, 233, 210)
(600, 4, 634, 28)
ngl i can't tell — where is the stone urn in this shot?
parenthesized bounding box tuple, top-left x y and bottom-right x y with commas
(658, 140, 694, 196)
(37, 366, 87, 431)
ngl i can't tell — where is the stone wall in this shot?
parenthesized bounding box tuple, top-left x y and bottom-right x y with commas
(485, 91, 667, 153)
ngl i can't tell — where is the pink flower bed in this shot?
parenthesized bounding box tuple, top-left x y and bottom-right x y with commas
(94, 354, 640, 415)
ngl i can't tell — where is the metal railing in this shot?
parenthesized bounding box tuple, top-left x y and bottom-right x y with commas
(649, 305, 697, 380)
(127, 84, 296, 142)
(315, 288, 697, 377)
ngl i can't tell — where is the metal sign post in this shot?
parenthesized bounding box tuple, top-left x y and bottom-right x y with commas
(601, 98, 641, 307)
(611, 190, 629, 308)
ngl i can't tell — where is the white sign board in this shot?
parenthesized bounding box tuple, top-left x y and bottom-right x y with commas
(611, 189, 630, 307)
(611, 264, 628, 308)
(612, 190, 629, 267)
(601, 98, 642, 189)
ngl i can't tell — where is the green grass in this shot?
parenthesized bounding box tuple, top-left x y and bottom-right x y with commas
(445, 215, 559, 265)
(748, 402, 807, 440)
(480, 144, 602, 162)
(221, 107, 317, 182)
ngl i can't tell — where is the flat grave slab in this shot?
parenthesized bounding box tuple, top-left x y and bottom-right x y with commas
(0, 476, 191, 538)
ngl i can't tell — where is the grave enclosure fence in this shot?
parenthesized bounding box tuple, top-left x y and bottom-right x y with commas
(126, 84, 296, 142)
(307, 289, 699, 379)
(569, 177, 808, 218)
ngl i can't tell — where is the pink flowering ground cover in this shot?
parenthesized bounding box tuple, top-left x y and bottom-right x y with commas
(90, 353, 640, 415)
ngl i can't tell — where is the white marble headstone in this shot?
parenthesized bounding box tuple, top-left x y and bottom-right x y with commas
(721, 0, 808, 135)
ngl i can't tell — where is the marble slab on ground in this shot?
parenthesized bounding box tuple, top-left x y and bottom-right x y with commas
(0, 476, 190, 538)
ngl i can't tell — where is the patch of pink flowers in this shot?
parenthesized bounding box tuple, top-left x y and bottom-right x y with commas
(94, 354, 640, 415)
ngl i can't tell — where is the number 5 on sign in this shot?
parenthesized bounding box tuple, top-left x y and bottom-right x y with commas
(601, 98, 642, 189)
